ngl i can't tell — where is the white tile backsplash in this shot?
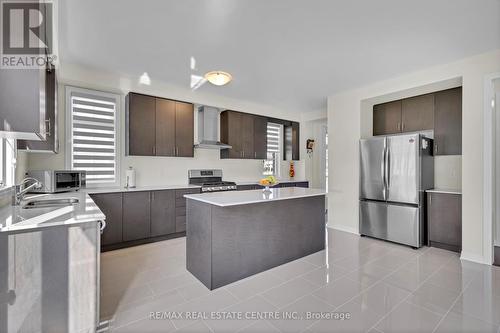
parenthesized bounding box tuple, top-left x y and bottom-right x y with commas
(434, 155, 462, 190)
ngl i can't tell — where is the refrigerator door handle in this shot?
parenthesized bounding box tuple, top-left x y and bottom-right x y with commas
(382, 139, 387, 200)
(386, 145, 391, 190)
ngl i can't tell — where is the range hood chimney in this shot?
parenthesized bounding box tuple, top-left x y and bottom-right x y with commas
(194, 105, 232, 149)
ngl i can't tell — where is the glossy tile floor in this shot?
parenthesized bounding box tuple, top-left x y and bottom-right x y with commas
(100, 228, 500, 332)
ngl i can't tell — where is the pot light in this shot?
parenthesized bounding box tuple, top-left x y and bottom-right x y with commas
(204, 71, 232, 86)
(139, 72, 151, 85)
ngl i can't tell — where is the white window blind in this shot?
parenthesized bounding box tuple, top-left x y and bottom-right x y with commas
(67, 87, 119, 187)
(264, 122, 282, 176)
(267, 123, 281, 159)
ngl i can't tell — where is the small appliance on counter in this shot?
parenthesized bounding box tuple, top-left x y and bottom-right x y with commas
(188, 169, 237, 192)
(125, 166, 136, 188)
(26, 170, 87, 193)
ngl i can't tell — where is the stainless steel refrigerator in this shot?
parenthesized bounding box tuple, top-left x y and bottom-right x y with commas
(359, 133, 434, 248)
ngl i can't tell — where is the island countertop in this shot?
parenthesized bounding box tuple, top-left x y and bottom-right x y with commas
(184, 187, 326, 207)
(0, 191, 105, 234)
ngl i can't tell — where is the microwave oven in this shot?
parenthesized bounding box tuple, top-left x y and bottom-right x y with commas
(26, 170, 87, 193)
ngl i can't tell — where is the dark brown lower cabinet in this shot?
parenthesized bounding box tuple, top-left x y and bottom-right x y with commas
(175, 188, 200, 232)
(150, 190, 176, 237)
(494, 246, 500, 267)
(89, 193, 123, 246)
(122, 192, 151, 242)
(427, 192, 462, 253)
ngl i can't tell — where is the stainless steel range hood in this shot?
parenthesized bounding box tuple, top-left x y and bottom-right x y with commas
(194, 105, 232, 149)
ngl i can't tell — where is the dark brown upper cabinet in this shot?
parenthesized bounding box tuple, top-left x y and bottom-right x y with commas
(291, 122, 300, 160)
(220, 111, 255, 159)
(221, 110, 299, 160)
(155, 98, 176, 156)
(220, 111, 243, 159)
(254, 116, 268, 159)
(241, 113, 255, 159)
(434, 87, 462, 155)
(401, 93, 434, 132)
(127, 93, 156, 156)
(373, 100, 402, 136)
(373, 87, 462, 156)
(175, 101, 195, 157)
(126, 92, 194, 157)
(18, 67, 59, 152)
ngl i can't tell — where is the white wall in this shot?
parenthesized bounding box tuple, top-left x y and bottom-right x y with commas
(328, 49, 500, 263)
(22, 63, 316, 186)
(301, 118, 328, 189)
(495, 79, 500, 246)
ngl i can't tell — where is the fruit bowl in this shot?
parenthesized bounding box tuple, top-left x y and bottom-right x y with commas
(258, 176, 279, 193)
(259, 182, 279, 193)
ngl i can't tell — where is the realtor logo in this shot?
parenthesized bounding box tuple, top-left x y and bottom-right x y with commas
(1, 0, 56, 68)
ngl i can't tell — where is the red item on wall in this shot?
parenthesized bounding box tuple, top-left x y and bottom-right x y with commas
(289, 161, 295, 178)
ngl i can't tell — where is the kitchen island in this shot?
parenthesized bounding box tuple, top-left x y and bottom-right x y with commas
(184, 187, 326, 290)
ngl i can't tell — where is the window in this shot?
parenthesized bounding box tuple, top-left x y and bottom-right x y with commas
(66, 86, 120, 187)
(264, 122, 283, 176)
(0, 138, 16, 189)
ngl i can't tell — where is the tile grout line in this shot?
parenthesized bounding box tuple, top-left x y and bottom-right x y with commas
(364, 254, 461, 333)
(430, 276, 475, 333)
(103, 236, 436, 332)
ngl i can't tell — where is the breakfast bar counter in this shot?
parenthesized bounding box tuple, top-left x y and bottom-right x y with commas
(184, 187, 326, 289)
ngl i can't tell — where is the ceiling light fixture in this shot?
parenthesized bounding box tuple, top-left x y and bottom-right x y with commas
(204, 71, 232, 86)
(139, 72, 151, 85)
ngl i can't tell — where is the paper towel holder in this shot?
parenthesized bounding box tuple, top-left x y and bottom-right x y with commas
(125, 166, 136, 189)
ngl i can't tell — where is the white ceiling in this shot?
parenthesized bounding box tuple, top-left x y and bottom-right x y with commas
(58, 0, 500, 114)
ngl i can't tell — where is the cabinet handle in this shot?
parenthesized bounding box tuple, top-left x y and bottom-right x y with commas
(173, 147, 176, 156)
(176, 147, 179, 156)
(99, 220, 106, 233)
(254, 152, 256, 159)
(152, 192, 154, 200)
(153, 146, 156, 155)
(435, 144, 438, 154)
(45, 118, 51, 137)
(402, 123, 405, 131)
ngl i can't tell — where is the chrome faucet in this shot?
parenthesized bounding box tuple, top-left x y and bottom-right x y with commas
(12, 178, 42, 206)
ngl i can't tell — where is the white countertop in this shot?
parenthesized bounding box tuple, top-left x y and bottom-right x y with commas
(83, 184, 201, 194)
(0, 192, 105, 234)
(82, 179, 309, 194)
(426, 188, 462, 195)
(184, 187, 326, 207)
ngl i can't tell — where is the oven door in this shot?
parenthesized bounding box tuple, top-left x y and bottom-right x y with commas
(55, 171, 82, 192)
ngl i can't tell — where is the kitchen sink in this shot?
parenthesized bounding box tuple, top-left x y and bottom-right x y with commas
(23, 198, 79, 209)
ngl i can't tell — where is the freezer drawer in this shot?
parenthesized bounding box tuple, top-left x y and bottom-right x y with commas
(360, 200, 421, 248)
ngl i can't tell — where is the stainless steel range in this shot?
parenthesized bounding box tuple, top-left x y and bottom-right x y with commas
(188, 169, 237, 192)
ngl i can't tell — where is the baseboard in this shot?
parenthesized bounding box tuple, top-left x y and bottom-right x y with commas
(460, 251, 488, 265)
(328, 224, 359, 235)
(101, 232, 186, 252)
